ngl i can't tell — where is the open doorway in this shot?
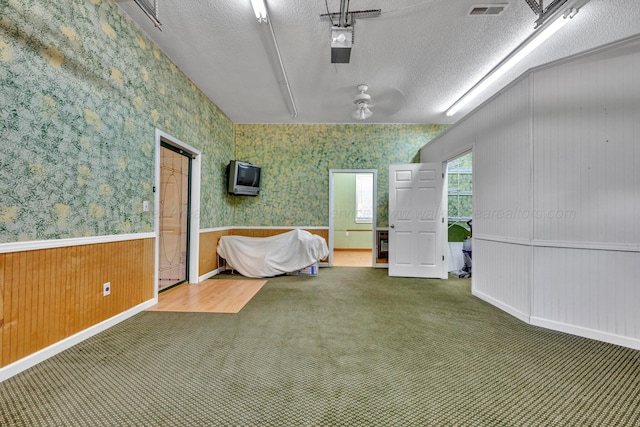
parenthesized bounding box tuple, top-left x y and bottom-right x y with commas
(154, 130, 201, 298)
(446, 151, 473, 277)
(158, 142, 192, 291)
(329, 170, 377, 267)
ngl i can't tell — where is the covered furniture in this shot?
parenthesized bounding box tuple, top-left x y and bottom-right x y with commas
(217, 229, 329, 278)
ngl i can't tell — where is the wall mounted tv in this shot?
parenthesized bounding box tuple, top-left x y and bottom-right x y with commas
(226, 160, 261, 196)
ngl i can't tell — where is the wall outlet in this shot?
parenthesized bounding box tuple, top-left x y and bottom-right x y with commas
(103, 282, 111, 296)
(345, 231, 349, 236)
(143, 201, 149, 212)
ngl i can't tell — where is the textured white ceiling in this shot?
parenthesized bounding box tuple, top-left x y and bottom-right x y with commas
(116, 0, 640, 124)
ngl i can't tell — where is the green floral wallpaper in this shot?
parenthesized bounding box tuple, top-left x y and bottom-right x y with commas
(0, 0, 235, 243)
(0, 0, 447, 244)
(234, 124, 448, 227)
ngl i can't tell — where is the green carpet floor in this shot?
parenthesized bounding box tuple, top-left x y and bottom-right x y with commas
(1, 267, 639, 426)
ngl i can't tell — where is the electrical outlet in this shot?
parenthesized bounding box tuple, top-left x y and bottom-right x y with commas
(143, 201, 149, 212)
(345, 231, 349, 236)
(103, 282, 111, 296)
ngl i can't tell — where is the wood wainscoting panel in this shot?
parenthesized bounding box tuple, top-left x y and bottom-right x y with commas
(199, 229, 232, 277)
(0, 253, 4, 367)
(0, 238, 154, 368)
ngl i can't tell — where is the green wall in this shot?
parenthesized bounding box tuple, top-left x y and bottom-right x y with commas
(234, 124, 448, 227)
(0, 0, 235, 243)
(333, 173, 372, 249)
(0, 1, 449, 244)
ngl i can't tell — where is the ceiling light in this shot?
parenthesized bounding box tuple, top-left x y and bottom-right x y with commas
(250, 0, 268, 23)
(353, 103, 373, 120)
(134, 0, 161, 29)
(352, 84, 373, 120)
(249, 0, 297, 118)
(445, 7, 578, 117)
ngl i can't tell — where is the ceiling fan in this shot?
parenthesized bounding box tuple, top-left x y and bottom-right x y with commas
(350, 84, 407, 121)
(352, 84, 373, 120)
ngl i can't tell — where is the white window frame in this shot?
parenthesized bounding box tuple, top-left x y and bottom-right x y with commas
(355, 173, 373, 224)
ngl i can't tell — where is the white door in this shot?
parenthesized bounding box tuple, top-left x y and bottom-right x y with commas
(389, 163, 446, 278)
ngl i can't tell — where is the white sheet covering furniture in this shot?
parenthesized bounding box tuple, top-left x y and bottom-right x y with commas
(217, 229, 329, 278)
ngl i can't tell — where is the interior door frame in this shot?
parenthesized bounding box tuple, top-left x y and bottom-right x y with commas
(444, 148, 473, 275)
(328, 169, 378, 267)
(154, 129, 201, 299)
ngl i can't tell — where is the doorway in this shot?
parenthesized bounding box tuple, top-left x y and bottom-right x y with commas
(446, 151, 473, 275)
(329, 170, 377, 267)
(154, 130, 201, 296)
(158, 142, 192, 291)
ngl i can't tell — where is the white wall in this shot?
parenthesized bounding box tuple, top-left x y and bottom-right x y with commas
(529, 38, 640, 347)
(421, 35, 640, 349)
(472, 77, 533, 319)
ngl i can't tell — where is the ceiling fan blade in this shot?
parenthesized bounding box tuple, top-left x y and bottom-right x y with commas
(370, 87, 406, 116)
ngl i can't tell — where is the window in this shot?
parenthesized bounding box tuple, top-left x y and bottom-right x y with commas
(447, 152, 472, 222)
(355, 174, 373, 223)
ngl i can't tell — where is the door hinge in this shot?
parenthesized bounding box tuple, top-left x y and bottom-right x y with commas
(442, 217, 444, 223)
(442, 255, 445, 261)
(442, 172, 444, 178)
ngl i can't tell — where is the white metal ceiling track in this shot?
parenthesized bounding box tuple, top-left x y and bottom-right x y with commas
(265, 15, 298, 119)
(134, 0, 161, 29)
(525, 0, 570, 28)
(251, 0, 297, 118)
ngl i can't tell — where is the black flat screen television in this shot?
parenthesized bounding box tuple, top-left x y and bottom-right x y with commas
(226, 160, 261, 196)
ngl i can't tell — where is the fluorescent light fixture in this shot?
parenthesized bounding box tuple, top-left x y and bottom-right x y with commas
(250, 0, 268, 23)
(250, 0, 298, 118)
(134, 0, 161, 29)
(445, 8, 578, 117)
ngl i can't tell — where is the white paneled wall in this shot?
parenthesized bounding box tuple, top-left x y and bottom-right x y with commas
(474, 77, 532, 242)
(473, 239, 531, 321)
(420, 112, 476, 163)
(442, 116, 476, 161)
(528, 38, 640, 346)
(532, 247, 640, 348)
(533, 41, 640, 247)
(470, 77, 532, 319)
(420, 131, 444, 163)
(421, 35, 640, 349)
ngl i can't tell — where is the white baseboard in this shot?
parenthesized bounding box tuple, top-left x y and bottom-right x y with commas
(472, 288, 640, 350)
(530, 317, 640, 351)
(472, 289, 531, 323)
(0, 299, 157, 383)
(198, 267, 224, 282)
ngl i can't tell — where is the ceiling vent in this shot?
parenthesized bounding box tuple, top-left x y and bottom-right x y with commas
(468, 4, 508, 16)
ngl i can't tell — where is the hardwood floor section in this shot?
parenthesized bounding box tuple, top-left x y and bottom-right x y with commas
(147, 279, 267, 313)
(333, 249, 373, 267)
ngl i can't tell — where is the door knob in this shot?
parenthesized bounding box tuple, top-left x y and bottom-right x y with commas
(390, 224, 395, 228)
